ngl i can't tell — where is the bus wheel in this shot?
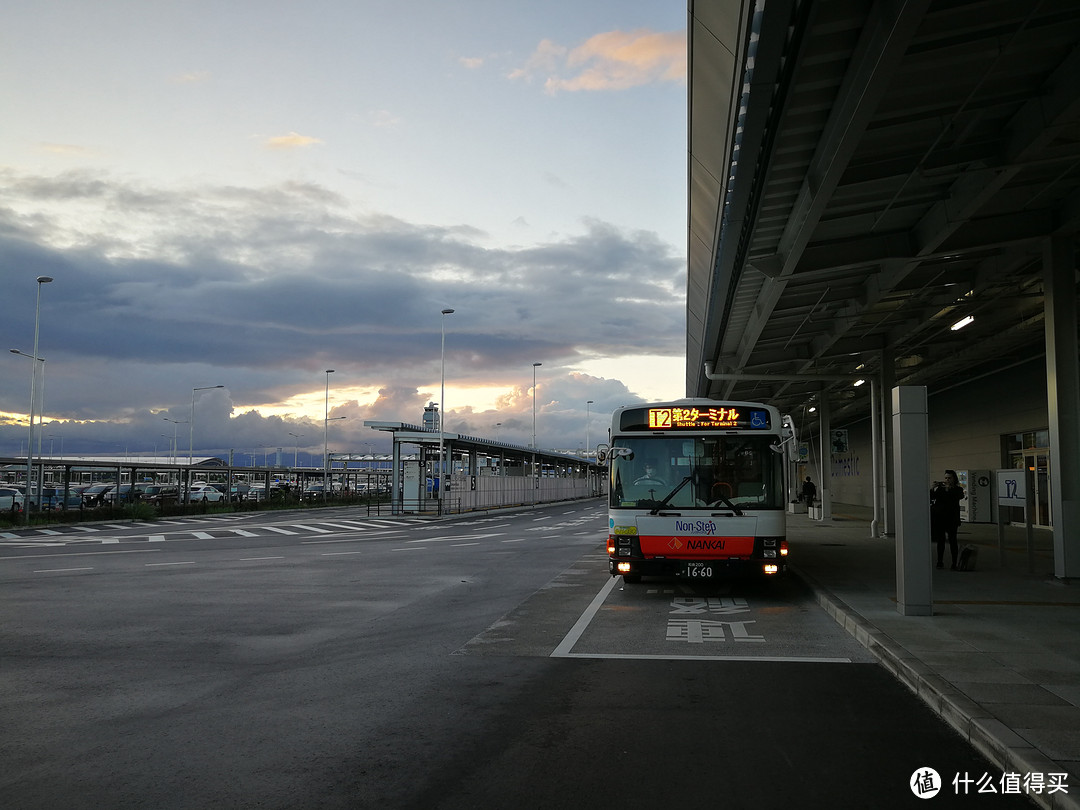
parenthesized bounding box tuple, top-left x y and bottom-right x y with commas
(622, 574, 641, 584)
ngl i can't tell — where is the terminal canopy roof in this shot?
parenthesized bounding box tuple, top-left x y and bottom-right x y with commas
(688, 0, 1080, 420)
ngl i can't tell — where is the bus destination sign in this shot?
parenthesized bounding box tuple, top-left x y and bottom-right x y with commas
(645, 406, 771, 431)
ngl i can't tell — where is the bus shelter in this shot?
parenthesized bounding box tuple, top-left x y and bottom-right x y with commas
(363, 421, 604, 515)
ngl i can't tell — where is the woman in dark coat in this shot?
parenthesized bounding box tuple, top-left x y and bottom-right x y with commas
(930, 470, 965, 569)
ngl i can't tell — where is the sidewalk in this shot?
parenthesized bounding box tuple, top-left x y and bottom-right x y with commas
(788, 505, 1080, 810)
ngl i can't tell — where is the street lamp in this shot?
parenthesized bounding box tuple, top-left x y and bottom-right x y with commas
(10, 349, 46, 454)
(323, 417, 346, 498)
(21, 276, 51, 523)
(324, 370, 335, 497)
(288, 432, 304, 468)
(586, 400, 594, 459)
(439, 308, 454, 504)
(163, 417, 186, 464)
(531, 362, 542, 448)
(189, 385, 223, 464)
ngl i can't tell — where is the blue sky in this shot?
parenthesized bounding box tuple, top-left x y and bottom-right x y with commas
(1, 0, 688, 458)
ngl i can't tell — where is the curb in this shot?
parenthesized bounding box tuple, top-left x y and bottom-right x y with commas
(791, 564, 1080, 810)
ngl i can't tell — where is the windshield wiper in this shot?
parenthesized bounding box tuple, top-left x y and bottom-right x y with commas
(648, 476, 693, 515)
(710, 494, 744, 517)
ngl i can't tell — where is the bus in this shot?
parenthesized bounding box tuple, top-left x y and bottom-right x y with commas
(597, 399, 791, 583)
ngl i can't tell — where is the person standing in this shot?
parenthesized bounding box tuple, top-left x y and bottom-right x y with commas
(930, 470, 965, 569)
(801, 476, 817, 504)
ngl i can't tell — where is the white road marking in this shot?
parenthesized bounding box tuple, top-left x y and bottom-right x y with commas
(408, 533, 501, 544)
(551, 576, 620, 657)
(34, 567, 94, 573)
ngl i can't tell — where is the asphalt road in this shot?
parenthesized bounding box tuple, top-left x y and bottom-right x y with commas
(0, 502, 1035, 809)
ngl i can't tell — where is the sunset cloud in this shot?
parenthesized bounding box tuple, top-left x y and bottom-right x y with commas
(513, 29, 685, 94)
(170, 70, 212, 84)
(264, 132, 324, 149)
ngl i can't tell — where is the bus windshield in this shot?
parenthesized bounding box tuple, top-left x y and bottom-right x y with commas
(609, 435, 784, 510)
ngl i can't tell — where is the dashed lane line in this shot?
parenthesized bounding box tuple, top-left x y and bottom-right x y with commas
(34, 567, 95, 573)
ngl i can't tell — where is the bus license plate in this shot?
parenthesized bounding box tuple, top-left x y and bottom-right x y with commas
(681, 561, 716, 579)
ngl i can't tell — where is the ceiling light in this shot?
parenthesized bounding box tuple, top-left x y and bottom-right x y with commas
(808, 406, 817, 413)
(951, 315, 975, 331)
(853, 379, 865, 387)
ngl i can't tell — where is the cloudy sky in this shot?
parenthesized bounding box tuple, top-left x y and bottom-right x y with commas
(1, 0, 688, 462)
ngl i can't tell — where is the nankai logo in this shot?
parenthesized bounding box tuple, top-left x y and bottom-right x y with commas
(686, 538, 726, 550)
(668, 537, 727, 551)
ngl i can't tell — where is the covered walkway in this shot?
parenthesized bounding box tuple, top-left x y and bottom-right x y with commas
(364, 421, 603, 515)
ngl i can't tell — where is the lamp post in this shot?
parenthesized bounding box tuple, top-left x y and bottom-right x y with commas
(323, 417, 346, 498)
(12, 348, 49, 457)
(10, 349, 46, 452)
(439, 308, 454, 506)
(189, 385, 223, 464)
(288, 432, 304, 468)
(323, 370, 335, 498)
(22, 276, 52, 524)
(586, 400, 594, 459)
(163, 417, 186, 464)
(531, 362, 542, 448)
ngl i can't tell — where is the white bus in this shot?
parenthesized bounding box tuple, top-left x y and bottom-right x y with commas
(598, 399, 790, 583)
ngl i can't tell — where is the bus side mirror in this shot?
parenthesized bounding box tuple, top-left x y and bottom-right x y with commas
(596, 445, 633, 464)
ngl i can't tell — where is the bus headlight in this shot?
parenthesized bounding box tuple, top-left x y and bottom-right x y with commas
(616, 562, 632, 574)
(763, 564, 779, 575)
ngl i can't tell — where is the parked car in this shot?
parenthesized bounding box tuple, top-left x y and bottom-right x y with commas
(142, 484, 179, 505)
(104, 484, 145, 504)
(249, 483, 289, 501)
(0, 487, 26, 513)
(82, 483, 116, 507)
(302, 484, 331, 501)
(31, 486, 84, 510)
(187, 484, 224, 502)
